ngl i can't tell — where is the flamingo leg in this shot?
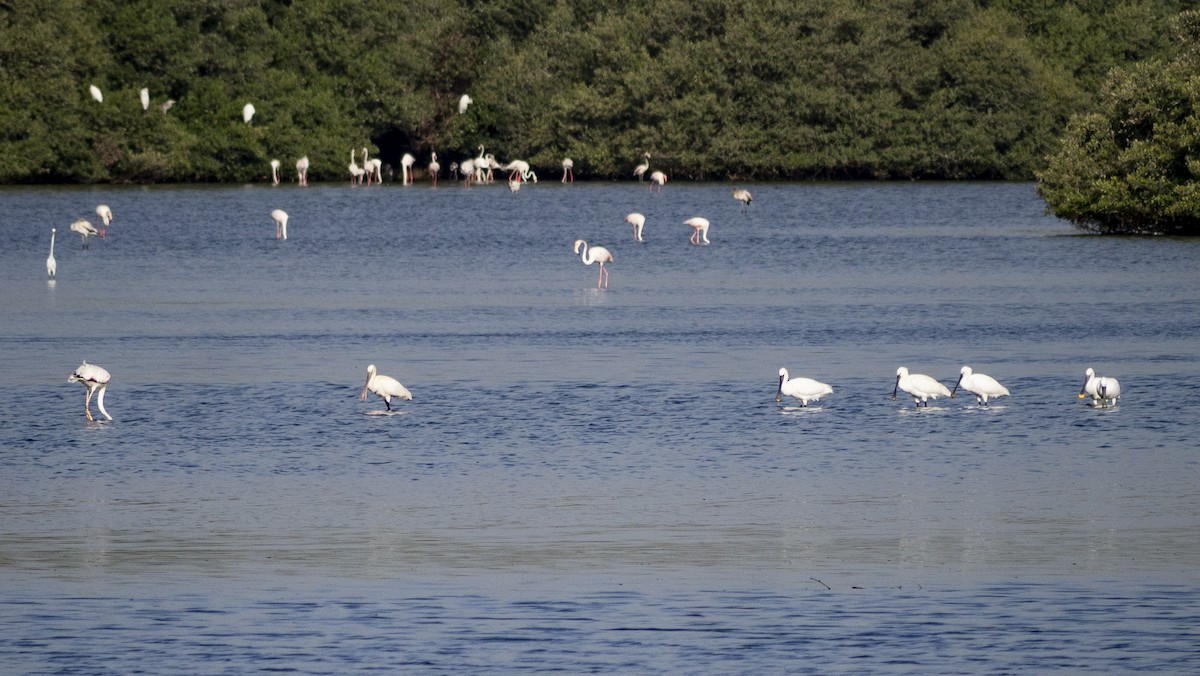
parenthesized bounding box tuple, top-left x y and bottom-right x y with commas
(84, 385, 95, 421)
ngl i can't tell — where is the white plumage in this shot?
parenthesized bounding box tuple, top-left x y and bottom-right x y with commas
(951, 365, 1010, 406)
(68, 361, 112, 421)
(1079, 367, 1121, 407)
(893, 366, 951, 407)
(625, 213, 646, 242)
(360, 364, 412, 411)
(685, 217, 710, 245)
(776, 367, 833, 407)
(271, 209, 288, 240)
(573, 240, 613, 288)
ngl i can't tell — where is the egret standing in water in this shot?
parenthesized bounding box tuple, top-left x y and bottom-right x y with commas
(776, 368, 833, 407)
(573, 239, 613, 288)
(46, 227, 57, 279)
(951, 366, 1010, 406)
(1079, 367, 1121, 407)
(68, 361, 112, 421)
(360, 364, 412, 411)
(893, 366, 951, 407)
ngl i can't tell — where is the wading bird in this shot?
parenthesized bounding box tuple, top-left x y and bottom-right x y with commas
(562, 158, 574, 183)
(573, 239, 613, 288)
(1079, 367, 1121, 407)
(69, 361, 111, 421)
(349, 149, 365, 185)
(70, 219, 100, 249)
(893, 367, 952, 407)
(296, 156, 309, 186)
(776, 368, 833, 407)
(685, 217, 710, 245)
(625, 213, 646, 242)
(270, 159, 281, 186)
(400, 153, 415, 185)
(95, 205, 112, 236)
(733, 189, 753, 211)
(360, 364, 412, 411)
(271, 209, 288, 240)
(951, 366, 1009, 406)
(46, 227, 56, 279)
(649, 170, 666, 193)
(428, 152, 440, 186)
(633, 153, 650, 181)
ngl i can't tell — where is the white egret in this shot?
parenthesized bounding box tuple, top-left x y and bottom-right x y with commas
(47, 227, 57, 279)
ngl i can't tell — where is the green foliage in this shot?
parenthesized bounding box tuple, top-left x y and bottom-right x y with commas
(0, 0, 1191, 183)
(1037, 10, 1200, 234)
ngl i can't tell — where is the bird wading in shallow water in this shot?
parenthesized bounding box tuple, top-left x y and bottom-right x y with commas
(1079, 367, 1120, 407)
(95, 205, 113, 236)
(776, 368, 833, 407)
(70, 219, 100, 249)
(69, 361, 112, 421)
(271, 209, 289, 240)
(893, 367, 951, 407)
(360, 364, 412, 411)
(951, 366, 1009, 406)
(685, 217, 710, 245)
(46, 227, 57, 279)
(625, 213, 646, 242)
(573, 239, 613, 288)
(733, 189, 753, 211)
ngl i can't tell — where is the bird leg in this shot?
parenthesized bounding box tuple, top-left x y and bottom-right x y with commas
(84, 386, 95, 421)
(384, 398, 392, 411)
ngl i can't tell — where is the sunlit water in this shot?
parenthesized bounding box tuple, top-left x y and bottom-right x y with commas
(1, 181, 1198, 672)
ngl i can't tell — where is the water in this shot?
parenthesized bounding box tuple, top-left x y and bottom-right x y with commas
(1, 181, 1198, 672)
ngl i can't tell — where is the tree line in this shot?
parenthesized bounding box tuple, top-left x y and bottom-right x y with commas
(0, 0, 1190, 185)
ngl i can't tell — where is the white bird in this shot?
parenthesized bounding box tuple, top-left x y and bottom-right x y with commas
(271, 209, 288, 240)
(951, 365, 1010, 406)
(360, 364, 412, 411)
(625, 212, 646, 242)
(296, 156, 310, 186)
(161, 99, 176, 113)
(776, 367, 833, 407)
(242, 102, 255, 123)
(504, 159, 537, 183)
(458, 158, 476, 186)
(573, 239, 613, 288)
(95, 204, 113, 236)
(633, 153, 650, 181)
(685, 217, 710, 245)
(139, 87, 150, 111)
(89, 85, 103, 103)
(1079, 367, 1121, 407)
(360, 147, 382, 185)
(893, 367, 952, 407)
(562, 158, 574, 183)
(649, 170, 666, 193)
(349, 148, 365, 185)
(400, 153, 415, 185)
(733, 188, 753, 211)
(458, 94, 472, 114)
(68, 361, 111, 421)
(47, 227, 57, 279)
(428, 152, 440, 186)
(509, 177, 521, 194)
(70, 219, 99, 249)
(270, 159, 281, 185)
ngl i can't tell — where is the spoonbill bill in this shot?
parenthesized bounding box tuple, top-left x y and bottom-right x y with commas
(46, 227, 57, 278)
(1079, 368, 1120, 407)
(625, 213, 646, 241)
(271, 209, 288, 240)
(69, 361, 111, 421)
(685, 217, 710, 245)
(893, 367, 951, 407)
(776, 368, 833, 407)
(951, 366, 1009, 406)
(70, 219, 99, 249)
(573, 239, 613, 288)
(361, 364, 412, 411)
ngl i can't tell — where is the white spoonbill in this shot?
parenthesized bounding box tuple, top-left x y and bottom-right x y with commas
(625, 212, 646, 242)
(685, 217, 710, 245)
(47, 227, 57, 279)
(360, 364, 412, 411)
(562, 158, 574, 183)
(70, 219, 99, 249)
(95, 205, 113, 236)
(633, 153, 650, 181)
(649, 170, 666, 193)
(271, 209, 288, 240)
(458, 94, 472, 114)
(296, 156, 309, 186)
(89, 85, 103, 103)
(139, 87, 150, 111)
(893, 366, 951, 407)
(69, 361, 111, 421)
(776, 368, 833, 407)
(733, 188, 753, 210)
(951, 366, 1010, 406)
(573, 239, 613, 288)
(400, 153, 415, 185)
(242, 102, 255, 123)
(1079, 367, 1121, 407)
(270, 159, 281, 185)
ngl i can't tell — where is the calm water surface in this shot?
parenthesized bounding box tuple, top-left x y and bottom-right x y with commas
(1, 181, 1198, 672)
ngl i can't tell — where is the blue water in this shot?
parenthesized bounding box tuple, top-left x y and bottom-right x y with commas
(1, 181, 1198, 672)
